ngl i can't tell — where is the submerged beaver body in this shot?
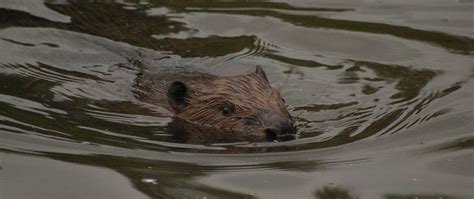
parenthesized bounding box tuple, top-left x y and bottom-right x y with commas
(134, 66, 296, 143)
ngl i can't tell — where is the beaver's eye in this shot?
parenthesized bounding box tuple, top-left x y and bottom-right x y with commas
(282, 98, 286, 103)
(221, 105, 233, 116)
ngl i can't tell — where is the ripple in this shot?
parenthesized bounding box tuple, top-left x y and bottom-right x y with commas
(0, 94, 66, 116)
(0, 32, 467, 155)
(85, 109, 170, 127)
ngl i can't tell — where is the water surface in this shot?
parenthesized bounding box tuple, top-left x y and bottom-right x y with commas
(1, 0, 473, 198)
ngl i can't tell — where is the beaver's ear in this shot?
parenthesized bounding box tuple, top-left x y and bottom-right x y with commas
(167, 81, 189, 112)
(255, 65, 269, 83)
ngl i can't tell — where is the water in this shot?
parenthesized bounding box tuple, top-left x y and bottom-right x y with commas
(0, 0, 473, 198)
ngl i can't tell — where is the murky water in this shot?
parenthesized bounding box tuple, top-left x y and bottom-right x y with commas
(1, 0, 473, 198)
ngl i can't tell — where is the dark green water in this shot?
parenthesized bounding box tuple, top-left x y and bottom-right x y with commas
(0, 0, 473, 198)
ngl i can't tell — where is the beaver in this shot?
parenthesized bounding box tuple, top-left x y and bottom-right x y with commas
(134, 65, 296, 143)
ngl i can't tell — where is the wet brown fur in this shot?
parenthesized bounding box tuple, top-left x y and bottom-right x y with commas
(176, 71, 289, 133)
(136, 67, 293, 142)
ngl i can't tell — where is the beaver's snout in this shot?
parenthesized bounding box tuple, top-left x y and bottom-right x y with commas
(261, 112, 297, 141)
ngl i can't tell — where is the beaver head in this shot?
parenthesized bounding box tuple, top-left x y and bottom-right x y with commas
(166, 66, 296, 142)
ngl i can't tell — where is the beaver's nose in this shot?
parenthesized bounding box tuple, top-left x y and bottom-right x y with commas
(261, 113, 296, 141)
(264, 127, 296, 141)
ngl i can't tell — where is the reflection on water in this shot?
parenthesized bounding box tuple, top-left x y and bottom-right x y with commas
(0, 0, 473, 198)
(314, 186, 355, 199)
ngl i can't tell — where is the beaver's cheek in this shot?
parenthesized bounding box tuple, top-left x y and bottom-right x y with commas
(245, 135, 268, 143)
(243, 127, 267, 137)
(233, 127, 267, 142)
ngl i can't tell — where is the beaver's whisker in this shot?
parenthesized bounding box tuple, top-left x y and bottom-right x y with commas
(278, 72, 290, 91)
(295, 109, 306, 118)
(293, 83, 330, 119)
(241, 117, 260, 125)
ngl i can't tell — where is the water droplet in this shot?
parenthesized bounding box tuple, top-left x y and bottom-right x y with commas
(141, 178, 158, 185)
